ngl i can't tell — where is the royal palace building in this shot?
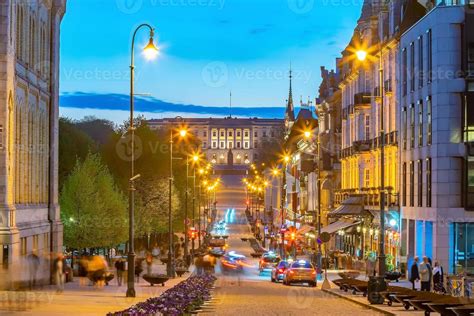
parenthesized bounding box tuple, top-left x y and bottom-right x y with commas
(0, 0, 66, 288)
(148, 117, 284, 167)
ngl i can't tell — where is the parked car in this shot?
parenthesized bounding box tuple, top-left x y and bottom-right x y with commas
(283, 260, 317, 287)
(271, 260, 289, 282)
(259, 252, 280, 273)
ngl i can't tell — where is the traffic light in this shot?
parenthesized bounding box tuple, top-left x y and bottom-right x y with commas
(290, 232, 296, 241)
(189, 228, 197, 240)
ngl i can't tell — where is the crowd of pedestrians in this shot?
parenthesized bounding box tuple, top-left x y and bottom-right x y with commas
(409, 256, 445, 293)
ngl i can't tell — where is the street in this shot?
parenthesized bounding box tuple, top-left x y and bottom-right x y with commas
(204, 175, 383, 316)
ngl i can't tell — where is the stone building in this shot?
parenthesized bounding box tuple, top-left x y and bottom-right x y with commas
(0, 0, 66, 288)
(148, 117, 284, 167)
(398, 3, 474, 274)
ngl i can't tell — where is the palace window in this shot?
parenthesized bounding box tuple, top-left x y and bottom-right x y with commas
(426, 158, 432, 207)
(402, 107, 407, 150)
(202, 142, 207, 149)
(244, 131, 249, 137)
(212, 141, 217, 149)
(228, 141, 233, 148)
(418, 100, 423, 147)
(220, 141, 225, 148)
(410, 104, 415, 149)
(402, 162, 407, 206)
(427, 96, 433, 145)
(254, 131, 258, 137)
(402, 48, 408, 96)
(410, 42, 415, 92)
(244, 141, 249, 149)
(365, 115, 370, 141)
(417, 160, 423, 207)
(410, 161, 414, 207)
(364, 169, 370, 188)
(418, 35, 424, 88)
(237, 131, 241, 137)
(236, 141, 241, 148)
(427, 29, 433, 83)
(220, 131, 224, 137)
(212, 130, 217, 137)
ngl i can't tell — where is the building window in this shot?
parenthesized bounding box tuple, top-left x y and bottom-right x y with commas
(20, 237, 27, 256)
(254, 131, 258, 137)
(237, 131, 241, 137)
(402, 48, 408, 96)
(236, 141, 241, 148)
(410, 161, 414, 207)
(427, 29, 432, 83)
(212, 130, 217, 137)
(418, 100, 423, 147)
(410, 104, 415, 149)
(263, 131, 267, 137)
(228, 141, 233, 148)
(202, 142, 207, 149)
(244, 141, 249, 149)
(402, 162, 407, 206)
(417, 160, 423, 207)
(228, 131, 233, 137)
(203, 131, 207, 137)
(212, 141, 217, 149)
(402, 107, 407, 150)
(466, 156, 474, 208)
(365, 115, 370, 141)
(364, 169, 370, 188)
(220, 131, 225, 137)
(244, 131, 249, 137)
(452, 223, 474, 274)
(427, 96, 432, 145)
(418, 35, 424, 88)
(426, 158, 432, 207)
(220, 141, 225, 148)
(410, 42, 415, 92)
(254, 141, 258, 148)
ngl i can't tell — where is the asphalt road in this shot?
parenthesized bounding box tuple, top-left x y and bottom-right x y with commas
(203, 175, 383, 316)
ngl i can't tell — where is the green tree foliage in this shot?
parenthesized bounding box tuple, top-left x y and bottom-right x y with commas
(59, 118, 96, 189)
(60, 153, 128, 249)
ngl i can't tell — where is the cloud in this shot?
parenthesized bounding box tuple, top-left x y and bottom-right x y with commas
(59, 92, 286, 119)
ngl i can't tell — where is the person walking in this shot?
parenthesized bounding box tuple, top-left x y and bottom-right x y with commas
(419, 256, 432, 291)
(53, 253, 65, 293)
(115, 258, 125, 286)
(433, 261, 445, 293)
(410, 257, 420, 290)
(146, 253, 153, 275)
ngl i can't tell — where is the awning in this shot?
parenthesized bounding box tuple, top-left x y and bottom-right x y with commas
(321, 220, 360, 234)
(329, 196, 365, 217)
(297, 225, 314, 235)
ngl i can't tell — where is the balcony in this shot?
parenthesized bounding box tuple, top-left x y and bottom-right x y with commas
(334, 188, 399, 209)
(353, 92, 371, 110)
(353, 140, 371, 153)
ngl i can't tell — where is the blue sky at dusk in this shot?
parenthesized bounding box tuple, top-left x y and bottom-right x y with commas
(60, 0, 362, 122)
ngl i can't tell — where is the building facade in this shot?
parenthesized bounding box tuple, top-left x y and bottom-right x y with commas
(148, 117, 284, 166)
(0, 0, 66, 288)
(398, 3, 474, 274)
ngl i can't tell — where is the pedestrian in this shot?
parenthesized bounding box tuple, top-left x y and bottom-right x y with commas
(53, 253, 65, 293)
(27, 250, 40, 289)
(146, 252, 153, 275)
(419, 256, 431, 291)
(433, 261, 445, 293)
(115, 258, 125, 286)
(410, 257, 420, 290)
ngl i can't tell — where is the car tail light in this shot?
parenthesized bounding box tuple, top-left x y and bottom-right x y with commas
(278, 268, 284, 273)
(311, 270, 316, 275)
(289, 270, 294, 274)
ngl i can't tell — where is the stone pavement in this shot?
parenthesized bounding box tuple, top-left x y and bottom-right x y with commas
(0, 261, 193, 316)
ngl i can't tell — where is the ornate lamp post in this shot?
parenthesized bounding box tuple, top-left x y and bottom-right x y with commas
(127, 23, 158, 298)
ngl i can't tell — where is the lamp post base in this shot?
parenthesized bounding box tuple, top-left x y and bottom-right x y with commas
(321, 277, 331, 290)
(126, 287, 136, 298)
(368, 276, 387, 304)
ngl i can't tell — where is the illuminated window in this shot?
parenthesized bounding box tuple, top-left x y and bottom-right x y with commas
(426, 158, 432, 207)
(364, 169, 370, 188)
(410, 161, 414, 207)
(417, 160, 423, 207)
(418, 100, 423, 147)
(427, 96, 432, 145)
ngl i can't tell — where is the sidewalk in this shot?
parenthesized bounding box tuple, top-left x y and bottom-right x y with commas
(1, 261, 194, 316)
(321, 270, 427, 316)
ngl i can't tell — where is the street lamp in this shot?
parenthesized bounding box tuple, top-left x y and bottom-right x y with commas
(185, 153, 200, 264)
(126, 23, 158, 298)
(168, 125, 188, 277)
(355, 46, 387, 301)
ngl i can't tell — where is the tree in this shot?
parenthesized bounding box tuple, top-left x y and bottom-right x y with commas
(59, 118, 96, 189)
(60, 153, 128, 249)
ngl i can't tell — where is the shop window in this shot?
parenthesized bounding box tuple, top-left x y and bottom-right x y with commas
(453, 223, 474, 274)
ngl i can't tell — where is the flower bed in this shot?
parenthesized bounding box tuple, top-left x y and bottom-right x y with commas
(108, 274, 216, 316)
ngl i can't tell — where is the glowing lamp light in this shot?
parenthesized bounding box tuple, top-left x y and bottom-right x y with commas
(192, 154, 199, 162)
(179, 129, 187, 138)
(389, 219, 397, 227)
(143, 37, 159, 60)
(356, 50, 368, 62)
(303, 130, 311, 139)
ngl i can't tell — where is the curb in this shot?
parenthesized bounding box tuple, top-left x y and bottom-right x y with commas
(322, 289, 395, 316)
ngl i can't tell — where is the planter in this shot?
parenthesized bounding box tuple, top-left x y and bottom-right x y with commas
(142, 274, 169, 287)
(88, 271, 114, 284)
(175, 269, 188, 277)
(385, 271, 402, 282)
